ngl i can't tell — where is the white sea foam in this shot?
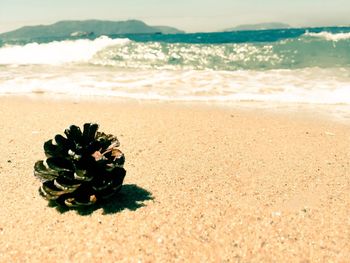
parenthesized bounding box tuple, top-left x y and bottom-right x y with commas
(304, 31, 350, 41)
(0, 65, 349, 106)
(0, 36, 130, 65)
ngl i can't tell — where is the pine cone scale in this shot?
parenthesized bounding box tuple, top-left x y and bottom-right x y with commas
(34, 161, 59, 180)
(54, 177, 82, 191)
(46, 157, 74, 172)
(64, 125, 82, 142)
(82, 123, 99, 144)
(44, 140, 64, 158)
(54, 134, 68, 145)
(41, 181, 68, 198)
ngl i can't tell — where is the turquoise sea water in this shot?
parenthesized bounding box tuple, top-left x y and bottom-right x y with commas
(0, 27, 350, 120)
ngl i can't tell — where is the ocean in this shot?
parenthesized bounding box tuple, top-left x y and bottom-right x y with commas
(1, 27, 350, 119)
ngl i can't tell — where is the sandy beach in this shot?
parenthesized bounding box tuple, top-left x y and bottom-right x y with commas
(0, 97, 349, 262)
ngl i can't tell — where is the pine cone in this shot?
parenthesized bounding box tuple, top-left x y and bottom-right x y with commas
(34, 123, 126, 207)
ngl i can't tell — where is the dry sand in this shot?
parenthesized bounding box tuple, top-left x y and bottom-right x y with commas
(0, 97, 349, 262)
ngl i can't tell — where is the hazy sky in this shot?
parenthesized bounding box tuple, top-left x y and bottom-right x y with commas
(0, 0, 349, 33)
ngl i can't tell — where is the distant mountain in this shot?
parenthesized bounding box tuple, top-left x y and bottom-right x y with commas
(0, 20, 184, 41)
(224, 22, 291, 31)
(153, 26, 184, 35)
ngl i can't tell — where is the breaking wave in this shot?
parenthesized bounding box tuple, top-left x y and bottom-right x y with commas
(0, 33, 350, 70)
(0, 36, 130, 65)
(303, 31, 350, 41)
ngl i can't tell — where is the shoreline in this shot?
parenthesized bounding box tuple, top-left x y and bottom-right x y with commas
(0, 96, 349, 261)
(2, 94, 350, 125)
